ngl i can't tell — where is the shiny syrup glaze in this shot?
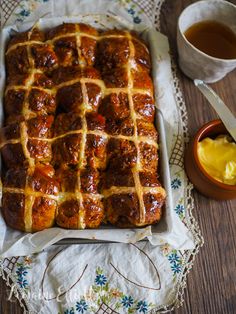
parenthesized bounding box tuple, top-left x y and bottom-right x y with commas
(1, 23, 165, 231)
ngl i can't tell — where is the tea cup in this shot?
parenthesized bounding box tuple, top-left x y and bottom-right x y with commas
(177, 0, 236, 83)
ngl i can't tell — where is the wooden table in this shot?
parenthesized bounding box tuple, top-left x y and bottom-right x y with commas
(1, 0, 236, 313)
(161, 1, 236, 313)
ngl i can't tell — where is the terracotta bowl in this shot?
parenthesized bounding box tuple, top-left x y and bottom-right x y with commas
(185, 119, 236, 200)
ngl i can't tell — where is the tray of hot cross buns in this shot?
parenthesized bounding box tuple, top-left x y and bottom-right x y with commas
(0, 13, 173, 254)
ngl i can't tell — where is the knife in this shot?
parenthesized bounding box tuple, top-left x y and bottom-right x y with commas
(194, 79, 236, 142)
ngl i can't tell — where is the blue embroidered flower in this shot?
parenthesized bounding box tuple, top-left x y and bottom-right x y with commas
(168, 252, 180, 264)
(20, 9, 30, 17)
(127, 8, 135, 15)
(95, 274, 107, 286)
(16, 266, 28, 277)
(121, 295, 134, 308)
(175, 204, 184, 215)
(76, 300, 88, 313)
(171, 262, 182, 274)
(15, 262, 31, 290)
(133, 16, 141, 24)
(136, 300, 148, 313)
(64, 308, 75, 314)
(17, 278, 28, 289)
(171, 178, 181, 189)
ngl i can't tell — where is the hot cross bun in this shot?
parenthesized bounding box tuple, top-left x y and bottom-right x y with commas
(1, 23, 166, 232)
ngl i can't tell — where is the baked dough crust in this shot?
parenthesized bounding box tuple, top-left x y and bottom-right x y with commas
(1, 23, 166, 232)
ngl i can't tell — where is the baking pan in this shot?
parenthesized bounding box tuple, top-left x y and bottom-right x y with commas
(0, 15, 173, 252)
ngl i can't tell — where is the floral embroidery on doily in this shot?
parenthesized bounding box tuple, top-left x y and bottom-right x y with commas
(167, 250, 183, 278)
(120, 0, 143, 24)
(171, 178, 182, 190)
(14, 257, 32, 291)
(160, 247, 183, 279)
(63, 267, 155, 314)
(14, 0, 50, 23)
(174, 204, 185, 218)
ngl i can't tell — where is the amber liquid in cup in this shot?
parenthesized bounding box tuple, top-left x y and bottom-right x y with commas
(184, 20, 236, 59)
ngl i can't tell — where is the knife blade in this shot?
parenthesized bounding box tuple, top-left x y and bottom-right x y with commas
(194, 79, 236, 142)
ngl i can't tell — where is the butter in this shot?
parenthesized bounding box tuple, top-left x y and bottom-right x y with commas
(197, 135, 236, 185)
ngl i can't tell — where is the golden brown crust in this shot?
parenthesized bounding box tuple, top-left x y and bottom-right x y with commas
(1, 24, 166, 232)
(2, 165, 59, 232)
(7, 28, 45, 49)
(0, 116, 54, 168)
